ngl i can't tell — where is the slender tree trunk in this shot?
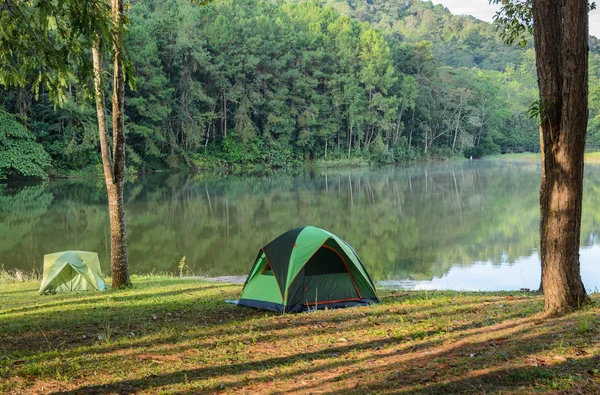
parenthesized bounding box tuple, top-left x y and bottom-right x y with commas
(91, 0, 132, 289)
(394, 103, 405, 144)
(533, 0, 589, 313)
(205, 98, 218, 152)
(409, 108, 415, 150)
(348, 122, 352, 157)
(452, 109, 461, 153)
(346, 109, 350, 153)
(92, 37, 113, 185)
(221, 90, 227, 138)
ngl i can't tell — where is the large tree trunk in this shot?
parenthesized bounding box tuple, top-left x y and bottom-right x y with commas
(109, 0, 131, 288)
(533, 0, 589, 313)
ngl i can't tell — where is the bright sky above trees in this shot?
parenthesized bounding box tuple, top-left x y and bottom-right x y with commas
(432, 0, 600, 38)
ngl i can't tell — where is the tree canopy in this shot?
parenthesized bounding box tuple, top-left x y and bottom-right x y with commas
(0, 0, 599, 178)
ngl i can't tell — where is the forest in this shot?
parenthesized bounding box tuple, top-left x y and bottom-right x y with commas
(2, 0, 600, 179)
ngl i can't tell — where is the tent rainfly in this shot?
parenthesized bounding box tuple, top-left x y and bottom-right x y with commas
(237, 226, 379, 312)
(39, 251, 107, 295)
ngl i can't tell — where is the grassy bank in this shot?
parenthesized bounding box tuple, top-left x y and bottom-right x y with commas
(1, 277, 600, 394)
(484, 151, 600, 164)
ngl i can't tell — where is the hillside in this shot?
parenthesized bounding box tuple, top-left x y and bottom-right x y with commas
(324, 0, 528, 71)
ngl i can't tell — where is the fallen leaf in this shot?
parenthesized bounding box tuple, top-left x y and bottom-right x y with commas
(529, 358, 546, 366)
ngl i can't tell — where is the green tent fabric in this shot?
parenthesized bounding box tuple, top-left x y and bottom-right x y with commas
(39, 251, 107, 295)
(237, 227, 379, 312)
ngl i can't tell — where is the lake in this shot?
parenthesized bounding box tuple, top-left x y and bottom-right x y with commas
(2, 160, 600, 292)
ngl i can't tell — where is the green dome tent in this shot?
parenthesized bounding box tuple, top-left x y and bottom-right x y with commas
(237, 227, 379, 312)
(39, 251, 107, 295)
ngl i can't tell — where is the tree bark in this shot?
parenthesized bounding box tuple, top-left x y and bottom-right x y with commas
(394, 103, 405, 145)
(109, 0, 131, 288)
(348, 124, 352, 157)
(92, 37, 112, 185)
(90, 0, 132, 289)
(533, 0, 589, 313)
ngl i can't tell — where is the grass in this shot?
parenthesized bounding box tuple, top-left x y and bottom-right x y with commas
(1, 277, 600, 394)
(484, 151, 600, 164)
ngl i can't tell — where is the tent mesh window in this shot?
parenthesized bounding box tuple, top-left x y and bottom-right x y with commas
(299, 245, 360, 305)
(261, 263, 274, 276)
(304, 246, 348, 275)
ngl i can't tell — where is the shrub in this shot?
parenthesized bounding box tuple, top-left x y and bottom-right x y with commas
(0, 109, 51, 180)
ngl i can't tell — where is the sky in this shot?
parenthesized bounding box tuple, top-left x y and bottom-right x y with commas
(432, 0, 600, 38)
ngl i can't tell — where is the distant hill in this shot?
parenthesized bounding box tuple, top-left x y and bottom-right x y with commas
(321, 0, 528, 71)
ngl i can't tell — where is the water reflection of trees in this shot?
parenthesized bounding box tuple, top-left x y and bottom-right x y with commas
(3, 162, 600, 281)
(0, 184, 54, 268)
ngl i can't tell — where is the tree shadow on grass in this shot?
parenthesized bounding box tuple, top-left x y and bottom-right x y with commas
(1, 282, 233, 316)
(55, 296, 537, 366)
(0, 288, 36, 297)
(5, 289, 578, 395)
(17, 298, 540, 386)
(277, 315, 597, 394)
(3, 291, 541, 372)
(0, 284, 260, 357)
(46, 311, 577, 395)
(414, 354, 600, 394)
(266, 320, 590, 394)
(156, 299, 542, 359)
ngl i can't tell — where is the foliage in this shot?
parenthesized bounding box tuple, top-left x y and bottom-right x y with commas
(0, 108, 51, 180)
(0, 0, 115, 104)
(5, 0, 599, 175)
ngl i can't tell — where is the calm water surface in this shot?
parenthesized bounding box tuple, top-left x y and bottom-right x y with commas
(2, 160, 600, 291)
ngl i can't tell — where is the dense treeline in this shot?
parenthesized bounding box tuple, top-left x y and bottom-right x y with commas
(1, 0, 599, 178)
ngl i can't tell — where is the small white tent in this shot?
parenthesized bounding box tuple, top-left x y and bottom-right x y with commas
(39, 251, 107, 294)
